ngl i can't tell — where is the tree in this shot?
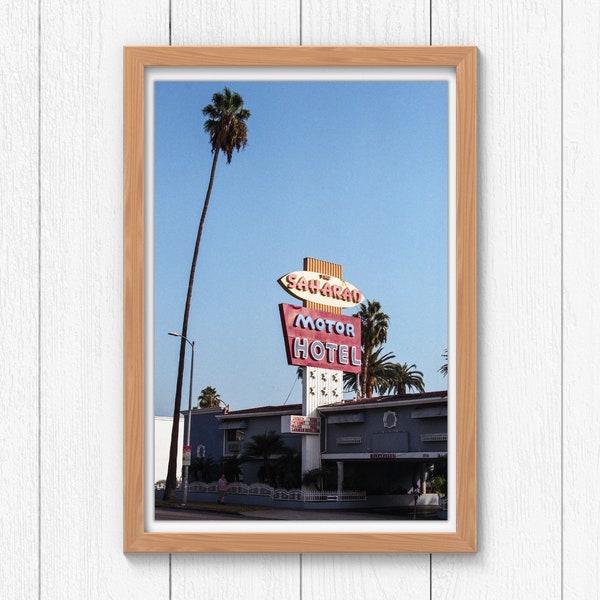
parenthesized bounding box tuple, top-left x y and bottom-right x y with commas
(164, 88, 250, 501)
(189, 455, 217, 483)
(221, 455, 243, 483)
(242, 431, 285, 485)
(271, 448, 301, 489)
(438, 349, 448, 377)
(301, 468, 327, 491)
(383, 362, 425, 395)
(345, 349, 425, 397)
(197, 385, 221, 408)
(354, 300, 389, 398)
(344, 346, 397, 398)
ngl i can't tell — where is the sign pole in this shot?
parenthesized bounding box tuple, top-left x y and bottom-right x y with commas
(301, 257, 344, 483)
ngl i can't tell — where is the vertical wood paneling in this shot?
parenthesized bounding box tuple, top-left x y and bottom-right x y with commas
(39, 1, 171, 598)
(305, 554, 430, 600)
(172, 0, 300, 45)
(0, 2, 39, 598)
(169, 3, 302, 599)
(563, 2, 600, 597)
(301, 2, 432, 599)
(302, 0, 430, 46)
(433, 3, 562, 598)
(174, 555, 301, 600)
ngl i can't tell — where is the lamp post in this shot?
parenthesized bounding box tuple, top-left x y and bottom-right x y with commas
(168, 331, 194, 506)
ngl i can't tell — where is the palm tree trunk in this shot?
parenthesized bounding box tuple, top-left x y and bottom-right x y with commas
(163, 149, 220, 501)
(360, 345, 371, 398)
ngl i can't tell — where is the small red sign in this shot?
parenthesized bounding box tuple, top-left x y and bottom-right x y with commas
(182, 445, 191, 466)
(279, 303, 361, 373)
(290, 416, 321, 434)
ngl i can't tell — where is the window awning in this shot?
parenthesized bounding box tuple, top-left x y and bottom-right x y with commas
(219, 420, 248, 430)
(327, 412, 365, 424)
(411, 406, 447, 418)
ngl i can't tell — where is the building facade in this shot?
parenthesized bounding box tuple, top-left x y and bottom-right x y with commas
(182, 390, 447, 497)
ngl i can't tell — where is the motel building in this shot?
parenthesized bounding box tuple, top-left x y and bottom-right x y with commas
(181, 389, 447, 515)
(169, 258, 448, 516)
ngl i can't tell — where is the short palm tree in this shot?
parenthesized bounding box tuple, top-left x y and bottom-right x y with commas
(164, 88, 250, 501)
(272, 448, 301, 489)
(197, 385, 221, 408)
(189, 455, 217, 483)
(221, 455, 243, 483)
(344, 346, 397, 398)
(383, 362, 425, 395)
(345, 349, 425, 397)
(363, 347, 398, 398)
(242, 431, 285, 485)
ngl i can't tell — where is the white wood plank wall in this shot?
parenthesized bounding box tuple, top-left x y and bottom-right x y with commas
(1, 1, 597, 598)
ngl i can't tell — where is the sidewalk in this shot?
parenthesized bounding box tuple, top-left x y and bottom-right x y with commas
(239, 508, 405, 520)
(156, 504, 418, 520)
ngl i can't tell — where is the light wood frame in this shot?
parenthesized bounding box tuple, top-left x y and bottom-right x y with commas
(124, 46, 477, 553)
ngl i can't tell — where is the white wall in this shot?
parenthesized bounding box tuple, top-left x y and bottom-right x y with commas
(154, 417, 183, 483)
(1, 1, 598, 598)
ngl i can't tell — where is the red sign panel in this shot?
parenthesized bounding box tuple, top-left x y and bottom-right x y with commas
(182, 445, 191, 466)
(279, 303, 362, 373)
(282, 415, 321, 434)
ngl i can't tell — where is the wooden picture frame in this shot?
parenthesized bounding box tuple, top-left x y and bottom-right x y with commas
(124, 46, 477, 553)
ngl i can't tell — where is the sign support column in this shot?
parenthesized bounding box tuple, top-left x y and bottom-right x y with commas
(301, 257, 344, 480)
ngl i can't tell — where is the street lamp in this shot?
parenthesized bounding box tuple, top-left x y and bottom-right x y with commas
(168, 331, 194, 506)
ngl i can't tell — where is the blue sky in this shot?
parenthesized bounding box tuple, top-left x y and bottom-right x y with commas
(153, 79, 448, 416)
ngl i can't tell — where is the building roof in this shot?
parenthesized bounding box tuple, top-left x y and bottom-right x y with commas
(318, 391, 447, 413)
(218, 403, 302, 419)
(321, 390, 447, 408)
(218, 391, 447, 419)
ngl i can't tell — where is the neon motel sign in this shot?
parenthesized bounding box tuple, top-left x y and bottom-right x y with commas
(277, 270, 364, 309)
(279, 303, 362, 373)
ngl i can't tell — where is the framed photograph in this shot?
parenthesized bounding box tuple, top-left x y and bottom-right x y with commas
(124, 46, 477, 553)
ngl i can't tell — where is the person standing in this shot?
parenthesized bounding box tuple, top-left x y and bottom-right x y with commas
(217, 474, 228, 504)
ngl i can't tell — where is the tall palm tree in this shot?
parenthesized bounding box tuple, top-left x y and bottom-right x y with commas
(383, 362, 425, 395)
(354, 300, 389, 397)
(197, 385, 221, 408)
(164, 88, 250, 501)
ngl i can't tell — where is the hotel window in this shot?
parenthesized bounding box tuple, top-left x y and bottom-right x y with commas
(225, 429, 245, 454)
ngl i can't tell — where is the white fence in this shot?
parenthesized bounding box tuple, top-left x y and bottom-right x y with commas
(155, 480, 366, 502)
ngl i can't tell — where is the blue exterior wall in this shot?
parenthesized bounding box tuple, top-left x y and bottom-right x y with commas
(319, 399, 447, 493)
(322, 402, 447, 455)
(223, 413, 302, 485)
(185, 396, 447, 493)
(183, 408, 224, 469)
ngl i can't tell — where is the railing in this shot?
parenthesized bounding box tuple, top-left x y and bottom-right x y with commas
(302, 490, 366, 502)
(156, 480, 366, 502)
